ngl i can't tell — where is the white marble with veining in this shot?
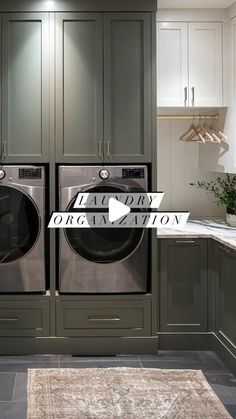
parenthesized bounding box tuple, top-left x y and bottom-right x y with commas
(157, 219, 236, 251)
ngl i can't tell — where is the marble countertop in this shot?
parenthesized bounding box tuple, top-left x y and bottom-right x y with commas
(157, 219, 236, 252)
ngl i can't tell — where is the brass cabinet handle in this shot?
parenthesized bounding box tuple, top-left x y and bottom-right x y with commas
(88, 317, 120, 322)
(184, 87, 188, 106)
(175, 240, 195, 244)
(2, 141, 7, 158)
(219, 245, 231, 254)
(0, 318, 19, 322)
(191, 86, 195, 106)
(97, 141, 102, 158)
(106, 141, 110, 157)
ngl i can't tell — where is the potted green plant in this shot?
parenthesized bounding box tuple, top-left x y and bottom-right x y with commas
(190, 174, 236, 227)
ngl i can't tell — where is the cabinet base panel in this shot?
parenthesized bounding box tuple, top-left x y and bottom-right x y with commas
(0, 336, 158, 356)
(158, 333, 213, 350)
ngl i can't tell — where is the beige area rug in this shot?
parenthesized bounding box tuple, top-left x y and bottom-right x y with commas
(27, 368, 232, 419)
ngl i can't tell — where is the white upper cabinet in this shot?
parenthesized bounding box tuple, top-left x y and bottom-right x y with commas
(157, 22, 188, 107)
(188, 23, 223, 107)
(157, 21, 223, 107)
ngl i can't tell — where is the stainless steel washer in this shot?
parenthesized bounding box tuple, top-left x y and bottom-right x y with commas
(0, 166, 46, 292)
(58, 165, 149, 294)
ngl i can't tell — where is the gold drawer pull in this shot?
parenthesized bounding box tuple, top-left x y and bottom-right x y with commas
(175, 240, 195, 244)
(105, 141, 110, 157)
(0, 318, 19, 322)
(97, 141, 102, 158)
(184, 86, 188, 106)
(88, 317, 120, 322)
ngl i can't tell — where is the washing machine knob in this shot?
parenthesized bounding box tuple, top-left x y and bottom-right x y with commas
(99, 169, 110, 180)
(0, 169, 6, 180)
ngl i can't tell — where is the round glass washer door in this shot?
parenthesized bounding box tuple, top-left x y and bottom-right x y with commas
(65, 184, 144, 264)
(0, 185, 40, 263)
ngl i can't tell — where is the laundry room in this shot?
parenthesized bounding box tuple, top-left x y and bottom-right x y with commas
(0, 0, 235, 418)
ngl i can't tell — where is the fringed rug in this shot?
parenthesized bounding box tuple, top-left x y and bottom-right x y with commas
(27, 368, 232, 418)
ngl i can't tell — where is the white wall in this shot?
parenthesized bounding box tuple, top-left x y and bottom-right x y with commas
(157, 119, 225, 218)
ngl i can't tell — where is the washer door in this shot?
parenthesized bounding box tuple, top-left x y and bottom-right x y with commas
(0, 185, 40, 263)
(65, 184, 144, 264)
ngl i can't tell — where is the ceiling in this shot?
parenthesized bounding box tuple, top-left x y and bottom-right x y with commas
(158, 0, 235, 8)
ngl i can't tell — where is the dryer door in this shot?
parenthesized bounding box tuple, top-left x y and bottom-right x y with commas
(0, 185, 40, 263)
(64, 184, 144, 264)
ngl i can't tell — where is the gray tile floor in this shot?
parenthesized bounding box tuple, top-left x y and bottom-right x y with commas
(0, 351, 235, 419)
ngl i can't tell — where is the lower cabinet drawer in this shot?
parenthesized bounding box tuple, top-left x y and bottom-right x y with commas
(56, 300, 151, 337)
(0, 300, 50, 337)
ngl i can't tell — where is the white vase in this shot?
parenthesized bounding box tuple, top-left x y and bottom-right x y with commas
(226, 212, 236, 227)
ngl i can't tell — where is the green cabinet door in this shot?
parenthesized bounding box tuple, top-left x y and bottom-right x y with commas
(160, 239, 208, 332)
(55, 13, 103, 163)
(215, 244, 236, 347)
(103, 13, 152, 163)
(1, 13, 49, 163)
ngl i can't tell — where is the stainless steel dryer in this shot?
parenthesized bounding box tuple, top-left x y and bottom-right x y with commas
(59, 165, 149, 293)
(0, 166, 46, 292)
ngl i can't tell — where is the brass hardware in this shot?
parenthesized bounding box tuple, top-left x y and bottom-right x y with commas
(184, 87, 188, 106)
(98, 141, 102, 158)
(157, 114, 219, 121)
(88, 317, 120, 322)
(0, 318, 19, 322)
(175, 240, 195, 244)
(106, 141, 110, 157)
(219, 245, 231, 254)
(2, 141, 7, 158)
(191, 86, 195, 106)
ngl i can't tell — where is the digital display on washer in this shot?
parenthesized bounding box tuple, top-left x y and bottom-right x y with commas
(122, 169, 144, 179)
(19, 168, 42, 180)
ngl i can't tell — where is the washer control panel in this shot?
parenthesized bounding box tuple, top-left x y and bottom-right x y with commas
(122, 168, 145, 179)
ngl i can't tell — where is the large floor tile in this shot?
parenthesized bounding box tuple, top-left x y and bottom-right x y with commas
(225, 404, 236, 419)
(59, 355, 120, 363)
(0, 402, 26, 419)
(140, 359, 223, 372)
(0, 373, 16, 402)
(0, 361, 59, 373)
(204, 371, 236, 387)
(0, 355, 58, 364)
(154, 350, 201, 361)
(59, 360, 142, 369)
(12, 374, 27, 403)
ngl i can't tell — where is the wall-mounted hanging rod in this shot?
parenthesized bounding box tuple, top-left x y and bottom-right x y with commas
(157, 114, 219, 121)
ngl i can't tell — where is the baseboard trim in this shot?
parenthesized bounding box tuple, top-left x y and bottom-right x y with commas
(157, 333, 213, 350)
(0, 336, 158, 356)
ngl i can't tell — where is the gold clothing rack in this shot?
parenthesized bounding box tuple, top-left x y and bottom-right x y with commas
(157, 114, 219, 120)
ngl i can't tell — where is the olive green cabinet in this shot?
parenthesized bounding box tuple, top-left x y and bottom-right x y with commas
(56, 300, 152, 337)
(55, 12, 152, 163)
(215, 243, 236, 348)
(0, 300, 50, 337)
(159, 239, 208, 332)
(1, 13, 50, 163)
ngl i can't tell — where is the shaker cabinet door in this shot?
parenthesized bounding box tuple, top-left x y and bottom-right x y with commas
(188, 22, 223, 107)
(103, 13, 152, 162)
(157, 22, 188, 107)
(160, 239, 208, 332)
(55, 13, 103, 162)
(2, 13, 50, 162)
(215, 244, 236, 348)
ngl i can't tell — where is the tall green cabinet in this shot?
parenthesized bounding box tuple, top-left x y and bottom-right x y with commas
(1, 13, 50, 163)
(55, 12, 152, 163)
